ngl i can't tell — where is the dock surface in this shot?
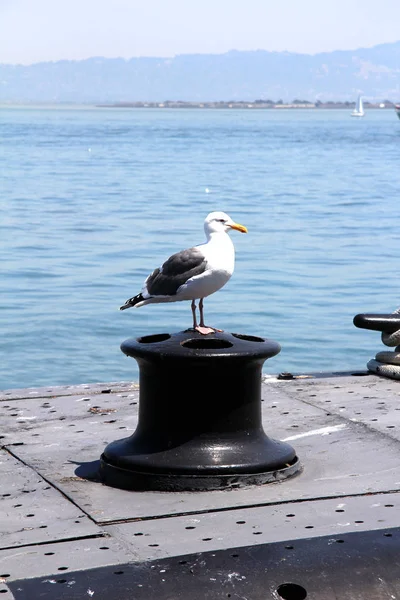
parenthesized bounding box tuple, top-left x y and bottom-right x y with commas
(1, 371, 400, 598)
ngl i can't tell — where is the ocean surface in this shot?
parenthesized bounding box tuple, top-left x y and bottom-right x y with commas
(1, 106, 399, 390)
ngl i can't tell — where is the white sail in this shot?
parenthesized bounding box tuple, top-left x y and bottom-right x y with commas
(351, 95, 364, 117)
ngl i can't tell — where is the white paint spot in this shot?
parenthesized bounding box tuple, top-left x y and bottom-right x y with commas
(87, 589, 95, 597)
(282, 424, 346, 441)
(227, 572, 246, 581)
(315, 474, 354, 481)
(17, 416, 37, 421)
(336, 503, 346, 509)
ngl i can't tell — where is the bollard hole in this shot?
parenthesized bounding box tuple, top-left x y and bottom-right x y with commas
(277, 583, 307, 599)
(182, 338, 233, 350)
(137, 333, 171, 344)
(231, 333, 265, 343)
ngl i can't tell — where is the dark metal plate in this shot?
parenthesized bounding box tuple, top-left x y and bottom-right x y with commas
(8, 527, 400, 599)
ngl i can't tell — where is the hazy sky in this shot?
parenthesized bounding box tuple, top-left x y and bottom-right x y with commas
(1, 0, 400, 64)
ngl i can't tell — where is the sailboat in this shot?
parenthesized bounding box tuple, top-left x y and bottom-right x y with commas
(351, 95, 364, 117)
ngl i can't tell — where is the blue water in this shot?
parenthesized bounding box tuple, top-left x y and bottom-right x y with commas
(1, 107, 399, 390)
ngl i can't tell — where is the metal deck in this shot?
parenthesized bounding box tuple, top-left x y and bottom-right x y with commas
(1, 371, 400, 598)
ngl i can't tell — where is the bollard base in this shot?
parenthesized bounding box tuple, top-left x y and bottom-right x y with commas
(100, 452, 301, 492)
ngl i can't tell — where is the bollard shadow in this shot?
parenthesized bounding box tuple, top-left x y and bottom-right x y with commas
(71, 459, 102, 482)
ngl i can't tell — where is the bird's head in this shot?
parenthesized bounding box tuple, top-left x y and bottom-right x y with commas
(204, 211, 248, 236)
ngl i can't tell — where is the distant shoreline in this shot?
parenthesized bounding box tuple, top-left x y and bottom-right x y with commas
(0, 101, 396, 110)
(98, 100, 395, 110)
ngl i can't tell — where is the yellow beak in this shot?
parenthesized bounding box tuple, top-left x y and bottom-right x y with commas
(229, 222, 248, 233)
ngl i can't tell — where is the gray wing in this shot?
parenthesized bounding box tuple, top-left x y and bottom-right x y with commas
(146, 247, 207, 296)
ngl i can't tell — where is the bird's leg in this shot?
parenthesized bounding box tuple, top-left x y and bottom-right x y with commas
(198, 298, 206, 327)
(192, 298, 212, 334)
(191, 299, 198, 329)
(195, 298, 222, 335)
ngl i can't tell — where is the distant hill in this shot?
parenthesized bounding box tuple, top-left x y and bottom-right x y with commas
(1, 42, 400, 103)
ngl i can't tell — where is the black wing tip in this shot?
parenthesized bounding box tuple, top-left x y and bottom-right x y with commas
(119, 293, 144, 310)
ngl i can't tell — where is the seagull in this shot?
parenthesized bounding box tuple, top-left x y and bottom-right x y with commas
(120, 211, 248, 334)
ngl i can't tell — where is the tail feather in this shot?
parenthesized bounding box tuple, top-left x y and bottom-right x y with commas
(120, 293, 144, 310)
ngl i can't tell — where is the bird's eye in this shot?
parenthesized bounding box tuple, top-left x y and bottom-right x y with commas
(216, 219, 226, 223)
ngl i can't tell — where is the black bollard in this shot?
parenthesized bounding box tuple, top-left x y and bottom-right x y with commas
(353, 314, 400, 334)
(100, 331, 300, 491)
